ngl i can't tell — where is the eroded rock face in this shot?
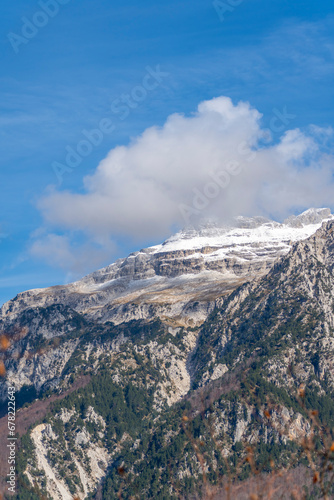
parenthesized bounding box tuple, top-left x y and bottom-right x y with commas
(1, 339, 79, 401)
(27, 412, 110, 500)
(1, 209, 332, 330)
(191, 218, 334, 394)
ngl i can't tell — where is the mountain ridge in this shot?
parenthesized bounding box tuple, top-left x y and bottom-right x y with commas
(1, 208, 332, 330)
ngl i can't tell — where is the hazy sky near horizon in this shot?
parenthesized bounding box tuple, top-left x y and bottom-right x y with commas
(1, 0, 334, 305)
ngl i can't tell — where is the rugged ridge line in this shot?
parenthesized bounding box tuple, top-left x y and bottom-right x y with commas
(1, 208, 332, 329)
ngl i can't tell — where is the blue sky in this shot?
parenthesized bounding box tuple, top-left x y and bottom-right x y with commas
(0, 0, 334, 305)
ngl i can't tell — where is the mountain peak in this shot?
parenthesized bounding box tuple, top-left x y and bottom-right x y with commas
(284, 207, 332, 227)
(1, 208, 333, 329)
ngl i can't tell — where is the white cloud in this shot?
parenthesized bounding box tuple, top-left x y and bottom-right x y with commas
(34, 96, 334, 271)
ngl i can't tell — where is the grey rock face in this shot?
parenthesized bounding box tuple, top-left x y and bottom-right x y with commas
(1, 209, 332, 329)
(191, 218, 334, 391)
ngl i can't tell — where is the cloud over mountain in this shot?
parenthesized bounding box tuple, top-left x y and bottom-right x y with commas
(33, 96, 334, 271)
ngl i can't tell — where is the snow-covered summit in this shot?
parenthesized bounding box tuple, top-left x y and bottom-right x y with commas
(284, 207, 332, 227)
(151, 208, 333, 256)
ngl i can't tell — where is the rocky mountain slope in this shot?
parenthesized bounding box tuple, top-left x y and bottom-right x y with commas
(1, 207, 332, 330)
(0, 208, 332, 405)
(1, 208, 334, 499)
